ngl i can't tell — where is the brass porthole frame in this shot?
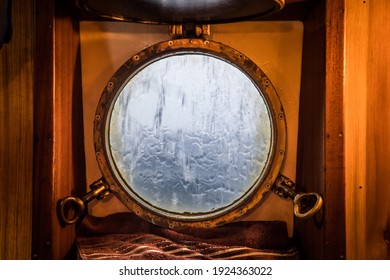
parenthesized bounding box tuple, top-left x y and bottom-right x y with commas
(93, 38, 287, 229)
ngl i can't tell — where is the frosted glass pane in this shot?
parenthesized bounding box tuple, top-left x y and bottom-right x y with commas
(108, 54, 272, 214)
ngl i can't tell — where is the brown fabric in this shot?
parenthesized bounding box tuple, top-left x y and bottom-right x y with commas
(76, 212, 299, 260)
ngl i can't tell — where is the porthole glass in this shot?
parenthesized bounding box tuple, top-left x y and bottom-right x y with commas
(108, 53, 273, 215)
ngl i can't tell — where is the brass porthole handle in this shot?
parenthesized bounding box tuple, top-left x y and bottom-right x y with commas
(58, 179, 110, 225)
(58, 196, 86, 225)
(293, 193, 323, 219)
(273, 174, 323, 219)
(57, 174, 324, 225)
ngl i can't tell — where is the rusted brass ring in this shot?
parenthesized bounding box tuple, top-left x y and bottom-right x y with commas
(58, 196, 86, 225)
(293, 193, 323, 219)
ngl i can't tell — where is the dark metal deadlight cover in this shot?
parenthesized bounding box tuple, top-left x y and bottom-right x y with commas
(75, 0, 285, 24)
(93, 39, 287, 228)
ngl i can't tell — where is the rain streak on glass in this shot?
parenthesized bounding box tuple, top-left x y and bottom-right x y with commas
(109, 54, 272, 214)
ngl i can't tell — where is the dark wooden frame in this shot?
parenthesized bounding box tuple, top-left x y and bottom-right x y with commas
(295, 0, 346, 259)
(32, 0, 345, 259)
(33, 0, 86, 259)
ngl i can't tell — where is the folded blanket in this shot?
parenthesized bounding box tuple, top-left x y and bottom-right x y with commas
(76, 212, 299, 260)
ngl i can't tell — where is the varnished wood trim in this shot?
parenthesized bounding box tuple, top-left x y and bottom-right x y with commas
(345, 0, 390, 260)
(295, 0, 326, 259)
(53, 1, 86, 260)
(33, 0, 86, 259)
(344, 0, 369, 260)
(295, 0, 346, 259)
(323, 0, 346, 260)
(0, 0, 34, 260)
(32, 0, 56, 260)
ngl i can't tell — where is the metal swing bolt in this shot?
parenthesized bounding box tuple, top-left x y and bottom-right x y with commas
(273, 174, 323, 219)
(58, 178, 110, 225)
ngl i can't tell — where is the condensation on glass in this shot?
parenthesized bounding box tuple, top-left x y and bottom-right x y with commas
(108, 53, 273, 215)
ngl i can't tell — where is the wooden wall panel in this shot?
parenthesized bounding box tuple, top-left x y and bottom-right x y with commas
(345, 0, 368, 260)
(0, 0, 34, 259)
(323, 0, 346, 260)
(32, 0, 56, 260)
(345, 0, 390, 259)
(295, 0, 326, 259)
(53, 4, 86, 259)
(366, 0, 390, 259)
(295, 0, 346, 259)
(32, 0, 86, 259)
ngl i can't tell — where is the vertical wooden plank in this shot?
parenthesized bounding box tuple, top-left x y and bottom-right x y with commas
(345, 0, 390, 260)
(32, 0, 55, 260)
(295, 0, 326, 259)
(323, 0, 346, 260)
(0, 0, 34, 259)
(32, 0, 86, 259)
(53, 2, 86, 260)
(295, 0, 346, 259)
(365, 0, 390, 260)
(344, 0, 368, 260)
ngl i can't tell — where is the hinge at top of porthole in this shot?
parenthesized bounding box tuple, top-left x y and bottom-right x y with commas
(169, 24, 210, 39)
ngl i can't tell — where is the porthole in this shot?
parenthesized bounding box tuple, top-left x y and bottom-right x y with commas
(93, 39, 286, 228)
(59, 38, 323, 228)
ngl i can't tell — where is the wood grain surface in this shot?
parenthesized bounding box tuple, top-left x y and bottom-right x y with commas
(0, 0, 34, 259)
(345, 0, 390, 259)
(295, 0, 346, 259)
(32, 0, 86, 259)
